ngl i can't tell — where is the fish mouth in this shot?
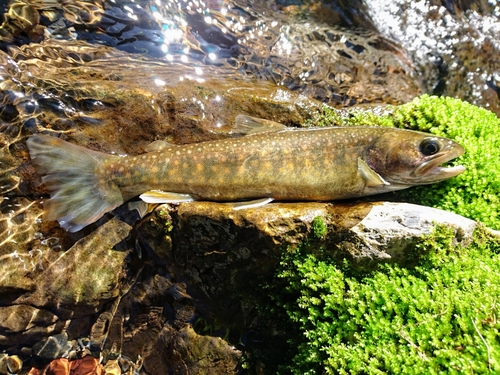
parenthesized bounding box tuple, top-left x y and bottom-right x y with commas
(411, 146, 465, 181)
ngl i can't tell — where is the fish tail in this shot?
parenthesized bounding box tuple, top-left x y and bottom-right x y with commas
(27, 134, 124, 232)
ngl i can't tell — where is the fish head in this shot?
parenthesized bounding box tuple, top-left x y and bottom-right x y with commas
(365, 131, 465, 186)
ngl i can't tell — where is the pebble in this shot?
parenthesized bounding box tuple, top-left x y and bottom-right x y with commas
(6, 355, 23, 373)
(0, 354, 23, 374)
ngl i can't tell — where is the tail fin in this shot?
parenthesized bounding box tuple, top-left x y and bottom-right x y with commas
(27, 135, 124, 232)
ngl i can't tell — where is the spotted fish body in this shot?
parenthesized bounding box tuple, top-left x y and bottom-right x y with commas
(107, 127, 392, 201)
(27, 124, 465, 232)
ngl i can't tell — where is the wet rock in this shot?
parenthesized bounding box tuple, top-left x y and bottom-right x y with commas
(346, 201, 476, 261)
(6, 355, 22, 374)
(101, 359, 121, 375)
(68, 356, 102, 375)
(27, 358, 70, 375)
(142, 325, 240, 375)
(0, 354, 6, 375)
(89, 311, 115, 353)
(0, 305, 58, 347)
(0, 305, 57, 334)
(32, 333, 71, 361)
(144, 200, 480, 304)
(0, 218, 131, 358)
(172, 202, 330, 299)
(111, 272, 186, 367)
(119, 199, 480, 373)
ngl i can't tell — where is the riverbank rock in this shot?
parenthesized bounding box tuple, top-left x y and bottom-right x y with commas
(142, 201, 477, 302)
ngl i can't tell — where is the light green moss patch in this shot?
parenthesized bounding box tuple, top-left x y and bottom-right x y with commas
(276, 226, 500, 374)
(311, 216, 328, 239)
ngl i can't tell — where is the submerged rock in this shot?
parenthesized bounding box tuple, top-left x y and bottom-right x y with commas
(0, 305, 58, 347)
(27, 356, 103, 375)
(0, 218, 131, 359)
(142, 325, 240, 375)
(14, 218, 131, 311)
(32, 333, 71, 361)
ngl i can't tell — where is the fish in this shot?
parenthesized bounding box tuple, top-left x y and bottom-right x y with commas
(26, 116, 465, 232)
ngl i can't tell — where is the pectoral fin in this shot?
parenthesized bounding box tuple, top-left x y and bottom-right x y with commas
(233, 115, 287, 135)
(140, 190, 196, 203)
(358, 158, 390, 187)
(231, 197, 274, 210)
(128, 200, 155, 218)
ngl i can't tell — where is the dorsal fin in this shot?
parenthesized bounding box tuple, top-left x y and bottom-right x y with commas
(232, 115, 287, 135)
(145, 140, 177, 153)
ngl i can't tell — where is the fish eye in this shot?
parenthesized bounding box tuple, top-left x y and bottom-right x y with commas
(419, 138, 441, 156)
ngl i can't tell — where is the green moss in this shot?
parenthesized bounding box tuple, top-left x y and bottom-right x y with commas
(311, 216, 327, 239)
(310, 95, 500, 230)
(275, 226, 500, 374)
